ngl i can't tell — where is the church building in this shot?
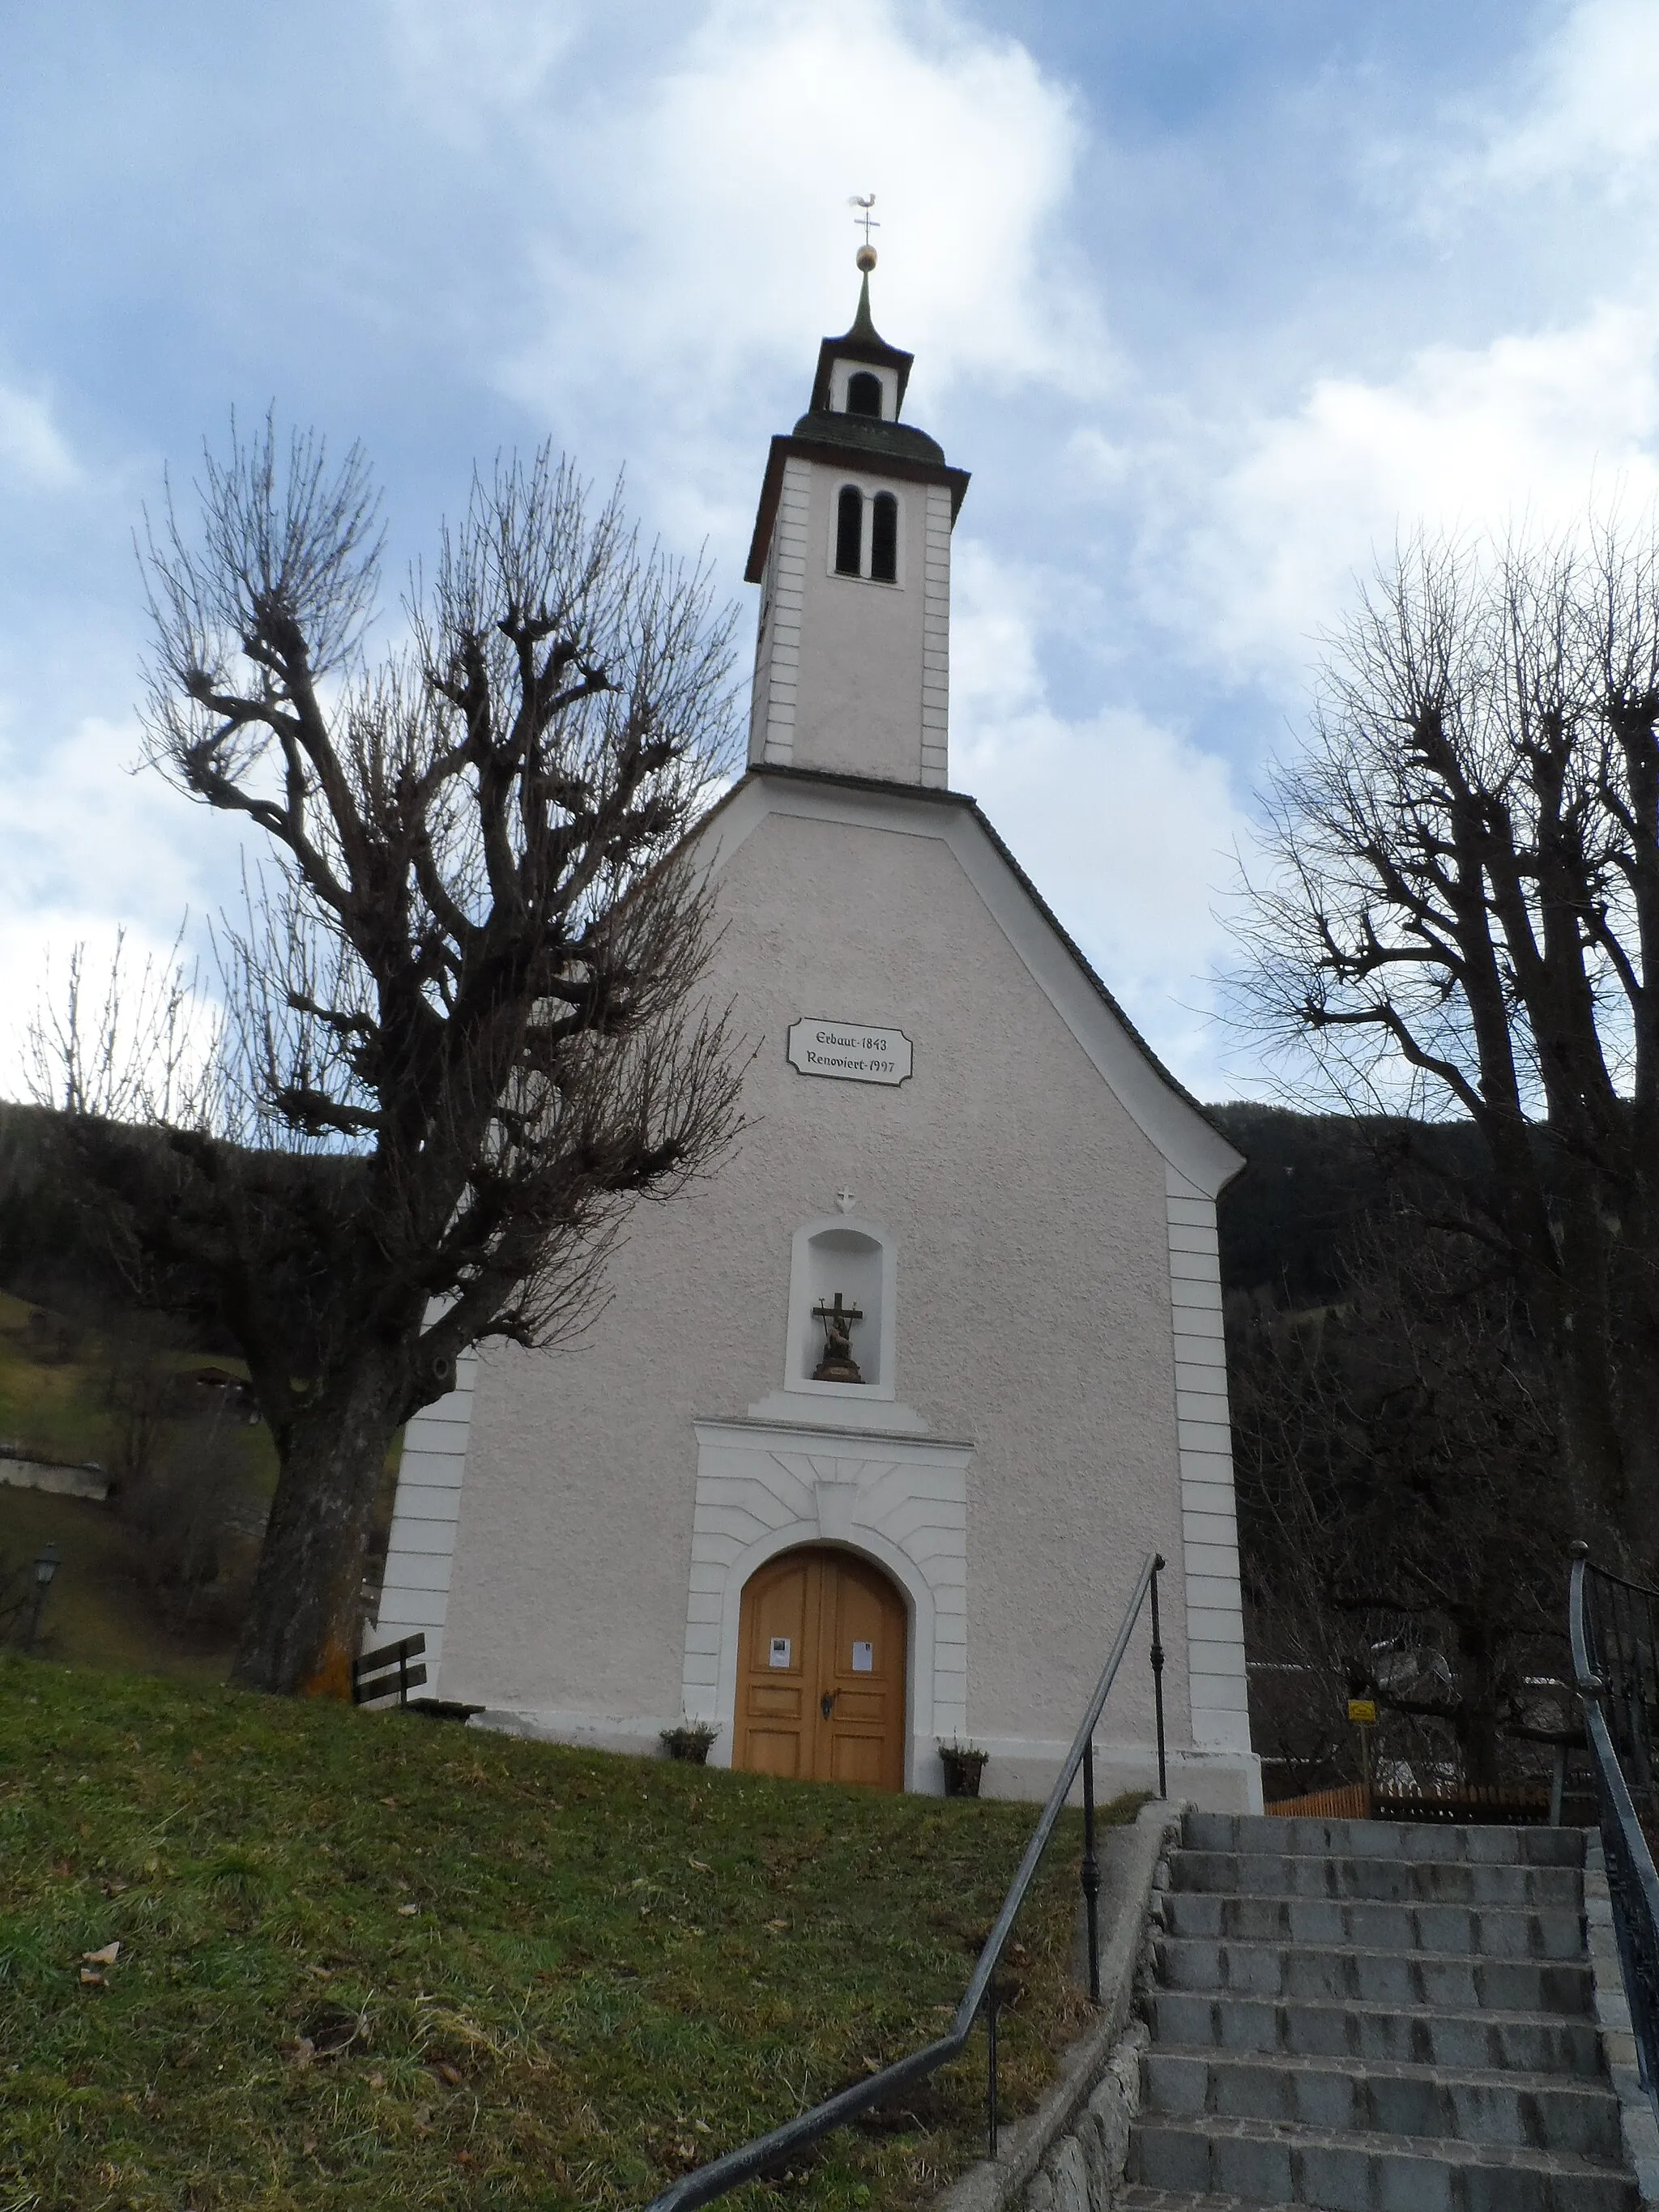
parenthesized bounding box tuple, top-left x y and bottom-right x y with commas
(369, 259, 1260, 1810)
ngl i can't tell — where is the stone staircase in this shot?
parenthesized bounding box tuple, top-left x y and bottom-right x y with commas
(1123, 1809, 1637, 2212)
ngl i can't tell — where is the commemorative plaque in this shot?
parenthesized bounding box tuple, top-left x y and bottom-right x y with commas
(786, 1018, 913, 1087)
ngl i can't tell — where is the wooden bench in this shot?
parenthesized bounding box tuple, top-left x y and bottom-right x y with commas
(352, 1633, 426, 1708)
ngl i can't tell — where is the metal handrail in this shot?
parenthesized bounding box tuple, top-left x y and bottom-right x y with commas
(643, 1550, 1168, 2212)
(1568, 1545, 1659, 2120)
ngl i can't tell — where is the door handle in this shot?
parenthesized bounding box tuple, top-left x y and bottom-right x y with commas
(821, 1690, 839, 1720)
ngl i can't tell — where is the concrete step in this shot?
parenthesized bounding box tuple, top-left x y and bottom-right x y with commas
(1120, 2193, 1286, 2210)
(1149, 1988, 1607, 2074)
(1162, 1888, 1587, 1959)
(1155, 1933, 1595, 2014)
(1185, 1811, 1585, 1868)
(1130, 2114, 1637, 2210)
(1141, 2047, 1623, 2158)
(1171, 1846, 1583, 1908)
(1121, 2195, 1286, 2212)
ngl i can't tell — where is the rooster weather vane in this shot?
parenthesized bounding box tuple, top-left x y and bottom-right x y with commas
(849, 193, 880, 269)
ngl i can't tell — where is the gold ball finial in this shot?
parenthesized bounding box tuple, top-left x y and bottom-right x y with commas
(855, 244, 877, 273)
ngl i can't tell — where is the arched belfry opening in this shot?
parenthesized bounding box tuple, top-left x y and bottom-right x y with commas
(871, 492, 898, 583)
(830, 486, 901, 586)
(846, 369, 883, 418)
(834, 485, 862, 576)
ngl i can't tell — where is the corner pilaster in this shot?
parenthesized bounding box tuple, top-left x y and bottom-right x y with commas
(1164, 1164, 1258, 1801)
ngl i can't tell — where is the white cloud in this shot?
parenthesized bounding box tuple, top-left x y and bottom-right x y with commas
(476, 0, 1107, 549)
(950, 543, 1247, 1089)
(380, 0, 583, 135)
(1150, 301, 1659, 684)
(27, 0, 1659, 1108)
(0, 378, 79, 492)
(1480, 0, 1659, 194)
(0, 712, 229, 1099)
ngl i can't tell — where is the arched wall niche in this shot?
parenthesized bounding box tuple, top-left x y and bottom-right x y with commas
(784, 1216, 897, 1402)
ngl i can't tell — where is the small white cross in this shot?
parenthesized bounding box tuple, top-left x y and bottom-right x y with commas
(834, 1187, 856, 1215)
(849, 194, 879, 247)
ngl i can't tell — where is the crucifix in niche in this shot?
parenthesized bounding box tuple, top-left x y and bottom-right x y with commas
(812, 1291, 865, 1383)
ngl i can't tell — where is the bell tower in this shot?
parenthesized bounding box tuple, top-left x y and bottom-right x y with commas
(744, 249, 970, 790)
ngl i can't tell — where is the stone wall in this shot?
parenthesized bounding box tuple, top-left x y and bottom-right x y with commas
(1021, 2023, 1149, 2212)
(935, 1799, 1181, 2212)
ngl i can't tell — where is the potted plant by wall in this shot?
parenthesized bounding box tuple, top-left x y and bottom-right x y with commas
(660, 1720, 719, 1765)
(938, 1738, 989, 1797)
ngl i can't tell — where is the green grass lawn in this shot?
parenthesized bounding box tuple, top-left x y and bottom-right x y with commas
(0, 1658, 1137, 2212)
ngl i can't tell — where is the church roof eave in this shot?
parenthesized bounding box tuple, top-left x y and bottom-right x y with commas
(791, 410, 946, 466)
(744, 435, 971, 582)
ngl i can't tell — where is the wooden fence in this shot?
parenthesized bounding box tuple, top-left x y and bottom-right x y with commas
(1266, 1781, 1555, 1825)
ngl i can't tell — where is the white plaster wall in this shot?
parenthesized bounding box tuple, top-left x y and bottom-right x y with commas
(433, 788, 1257, 1807)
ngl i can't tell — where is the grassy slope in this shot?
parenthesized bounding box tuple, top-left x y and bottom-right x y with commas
(0, 1485, 231, 1688)
(0, 1287, 400, 1687)
(0, 1660, 1135, 2212)
(0, 1283, 253, 1682)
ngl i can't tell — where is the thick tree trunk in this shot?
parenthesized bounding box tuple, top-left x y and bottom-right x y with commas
(231, 1353, 407, 1696)
(1452, 1618, 1502, 1789)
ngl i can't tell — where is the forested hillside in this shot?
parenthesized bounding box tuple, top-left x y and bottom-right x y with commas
(1207, 1102, 1487, 1307)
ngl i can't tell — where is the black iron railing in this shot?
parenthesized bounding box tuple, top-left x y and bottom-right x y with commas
(1568, 1542, 1659, 2119)
(642, 1551, 1168, 2212)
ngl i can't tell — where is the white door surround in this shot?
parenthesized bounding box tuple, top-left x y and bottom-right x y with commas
(683, 1417, 972, 1791)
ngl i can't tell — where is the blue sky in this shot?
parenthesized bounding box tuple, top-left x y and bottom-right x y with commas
(4, 0, 1657, 1097)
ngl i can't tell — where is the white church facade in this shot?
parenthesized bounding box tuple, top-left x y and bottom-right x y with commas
(370, 267, 1261, 1811)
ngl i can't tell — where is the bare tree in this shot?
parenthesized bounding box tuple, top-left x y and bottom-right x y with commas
(98, 1313, 181, 1498)
(32, 421, 747, 1694)
(1231, 521, 1659, 1559)
(1232, 1207, 1572, 1789)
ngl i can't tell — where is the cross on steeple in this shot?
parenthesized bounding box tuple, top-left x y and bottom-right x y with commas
(849, 193, 879, 249)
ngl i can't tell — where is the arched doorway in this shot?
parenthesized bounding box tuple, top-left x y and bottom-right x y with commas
(734, 1546, 908, 1791)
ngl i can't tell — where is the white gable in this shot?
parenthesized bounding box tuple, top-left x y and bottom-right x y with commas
(695, 768, 1243, 1200)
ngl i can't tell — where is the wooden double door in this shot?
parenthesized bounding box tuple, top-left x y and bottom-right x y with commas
(734, 1546, 908, 1792)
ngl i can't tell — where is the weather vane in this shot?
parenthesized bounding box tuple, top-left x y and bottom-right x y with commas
(849, 193, 880, 269)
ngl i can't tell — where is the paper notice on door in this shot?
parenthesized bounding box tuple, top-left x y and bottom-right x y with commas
(851, 1640, 874, 1673)
(769, 1637, 791, 1669)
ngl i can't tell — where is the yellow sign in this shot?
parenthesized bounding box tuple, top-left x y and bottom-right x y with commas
(1347, 1698, 1377, 1726)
